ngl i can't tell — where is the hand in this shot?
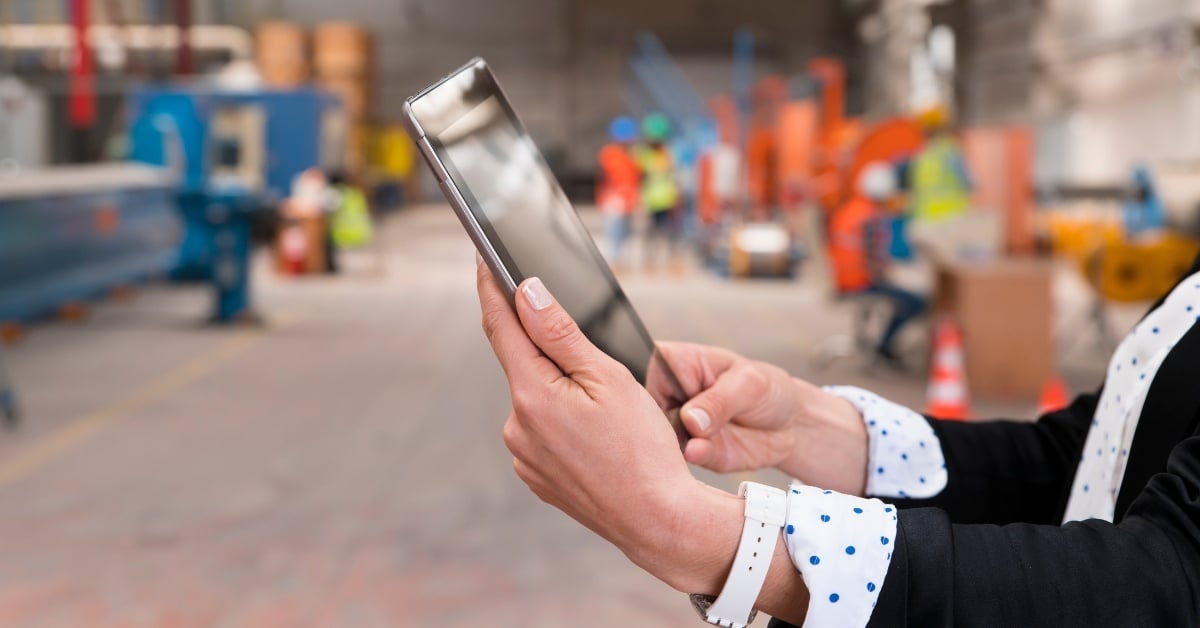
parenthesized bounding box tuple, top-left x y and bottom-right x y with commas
(660, 343, 869, 496)
(476, 261, 729, 591)
(654, 342, 802, 472)
(476, 262, 812, 622)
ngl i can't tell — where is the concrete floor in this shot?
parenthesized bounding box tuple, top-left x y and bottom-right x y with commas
(0, 205, 1120, 627)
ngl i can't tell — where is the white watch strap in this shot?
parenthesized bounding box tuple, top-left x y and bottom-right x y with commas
(704, 482, 787, 628)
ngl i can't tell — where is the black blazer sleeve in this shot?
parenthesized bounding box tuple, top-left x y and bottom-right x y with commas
(865, 418, 1200, 627)
(885, 392, 1099, 525)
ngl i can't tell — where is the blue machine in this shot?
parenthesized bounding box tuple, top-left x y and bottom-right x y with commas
(127, 85, 343, 322)
(0, 165, 182, 323)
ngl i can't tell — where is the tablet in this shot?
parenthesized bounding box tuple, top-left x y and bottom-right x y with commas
(402, 58, 689, 447)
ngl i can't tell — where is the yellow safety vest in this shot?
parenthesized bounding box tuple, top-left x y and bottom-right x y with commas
(637, 146, 679, 213)
(911, 135, 970, 223)
(331, 185, 374, 249)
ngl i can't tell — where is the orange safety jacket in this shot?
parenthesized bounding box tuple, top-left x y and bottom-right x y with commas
(597, 144, 641, 214)
(829, 195, 882, 293)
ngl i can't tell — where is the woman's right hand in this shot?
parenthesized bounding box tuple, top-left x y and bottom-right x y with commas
(657, 342, 870, 495)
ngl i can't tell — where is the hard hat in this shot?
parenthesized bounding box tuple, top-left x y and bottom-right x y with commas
(608, 116, 638, 143)
(916, 105, 950, 131)
(858, 162, 897, 201)
(642, 113, 672, 142)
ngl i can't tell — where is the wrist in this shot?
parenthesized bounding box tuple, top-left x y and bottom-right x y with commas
(665, 482, 808, 626)
(778, 381, 869, 495)
(635, 480, 743, 595)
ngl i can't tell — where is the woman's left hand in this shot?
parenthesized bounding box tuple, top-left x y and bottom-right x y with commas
(475, 260, 739, 593)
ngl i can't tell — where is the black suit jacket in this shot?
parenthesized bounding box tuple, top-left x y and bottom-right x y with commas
(771, 257, 1200, 627)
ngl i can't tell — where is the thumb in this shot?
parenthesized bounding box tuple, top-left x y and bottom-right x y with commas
(515, 277, 606, 378)
(680, 362, 766, 437)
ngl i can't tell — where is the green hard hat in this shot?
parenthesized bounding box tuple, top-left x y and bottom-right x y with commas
(642, 113, 672, 141)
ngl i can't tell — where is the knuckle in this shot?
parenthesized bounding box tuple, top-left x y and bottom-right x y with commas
(543, 311, 580, 346)
(502, 417, 522, 454)
(480, 309, 506, 342)
(509, 387, 544, 418)
(739, 363, 769, 393)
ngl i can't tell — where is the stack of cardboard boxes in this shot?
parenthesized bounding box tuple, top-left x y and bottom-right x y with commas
(313, 23, 374, 175)
(255, 21, 309, 88)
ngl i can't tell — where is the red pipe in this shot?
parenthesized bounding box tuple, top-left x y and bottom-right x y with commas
(68, 0, 96, 129)
(176, 0, 193, 75)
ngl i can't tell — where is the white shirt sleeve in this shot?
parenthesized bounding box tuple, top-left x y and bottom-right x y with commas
(825, 386, 947, 499)
(784, 482, 897, 628)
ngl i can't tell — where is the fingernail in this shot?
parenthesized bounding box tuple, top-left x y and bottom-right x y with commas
(687, 408, 711, 432)
(522, 277, 553, 311)
(475, 251, 483, 265)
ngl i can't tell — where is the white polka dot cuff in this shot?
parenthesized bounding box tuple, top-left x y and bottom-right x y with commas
(784, 482, 896, 628)
(825, 386, 947, 499)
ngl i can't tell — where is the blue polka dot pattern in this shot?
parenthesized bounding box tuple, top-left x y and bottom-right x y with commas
(784, 480, 895, 627)
(1065, 271, 1200, 523)
(786, 524, 795, 535)
(826, 386, 948, 500)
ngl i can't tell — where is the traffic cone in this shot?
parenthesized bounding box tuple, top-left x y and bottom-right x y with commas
(926, 318, 970, 420)
(1037, 375, 1070, 415)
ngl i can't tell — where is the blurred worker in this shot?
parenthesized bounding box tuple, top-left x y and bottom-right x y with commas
(282, 169, 340, 274)
(638, 113, 681, 272)
(328, 171, 375, 271)
(909, 105, 972, 223)
(1124, 165, 1166, 239)
(596, 116, 642, 269)
(829, 162, 926, 364)
(696, 139, 741, 262)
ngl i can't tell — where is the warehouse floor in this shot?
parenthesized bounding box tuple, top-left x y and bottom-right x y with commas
(0, 205, 1121, 627)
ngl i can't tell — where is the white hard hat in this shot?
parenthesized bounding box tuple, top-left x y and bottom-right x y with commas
(858, 162, 897, 201)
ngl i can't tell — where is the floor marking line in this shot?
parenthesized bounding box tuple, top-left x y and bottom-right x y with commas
(0, 314, 301, 489)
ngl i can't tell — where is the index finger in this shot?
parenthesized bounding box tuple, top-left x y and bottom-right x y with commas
(476, 258, 562, 386)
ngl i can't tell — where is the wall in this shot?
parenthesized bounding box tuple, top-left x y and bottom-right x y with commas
(231, 0, 856, 175)
(959, 0, 1200, 186)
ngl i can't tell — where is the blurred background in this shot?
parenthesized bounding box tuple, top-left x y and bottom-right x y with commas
(3, 0, 1200, 625)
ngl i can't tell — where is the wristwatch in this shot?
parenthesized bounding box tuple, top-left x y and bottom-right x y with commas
(690, 482, 788, 628)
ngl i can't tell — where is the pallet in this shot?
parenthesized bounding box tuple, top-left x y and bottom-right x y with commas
(0, 323, 23, 345)
(57, 302, 89, 323)
(109, 284, 139, 304)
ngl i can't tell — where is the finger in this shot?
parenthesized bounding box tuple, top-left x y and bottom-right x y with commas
(514, 277, 612, 382)
(656, 342, 740, 394)
(476, 260, 561, 385)
(680, 362, 768, 437)
(683, 437, 727, 472)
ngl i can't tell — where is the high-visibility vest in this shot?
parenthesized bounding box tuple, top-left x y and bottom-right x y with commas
(911, 135, 970, 223)
(637, 146, 679, 213)
(331, 185, 374, 249)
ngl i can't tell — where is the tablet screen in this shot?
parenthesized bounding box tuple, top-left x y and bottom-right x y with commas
(410, 61, 688, 429)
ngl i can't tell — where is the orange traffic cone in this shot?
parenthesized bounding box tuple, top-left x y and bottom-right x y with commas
(926, 319, 970, 420)
(1037, 376, 1070, 415)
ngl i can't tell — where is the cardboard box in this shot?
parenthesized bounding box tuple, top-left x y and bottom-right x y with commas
(935, 258, 1054, 401)
(313, 23, 373, 78)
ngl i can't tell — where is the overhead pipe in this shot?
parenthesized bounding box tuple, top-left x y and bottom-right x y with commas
(0, 24, 253, 62)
